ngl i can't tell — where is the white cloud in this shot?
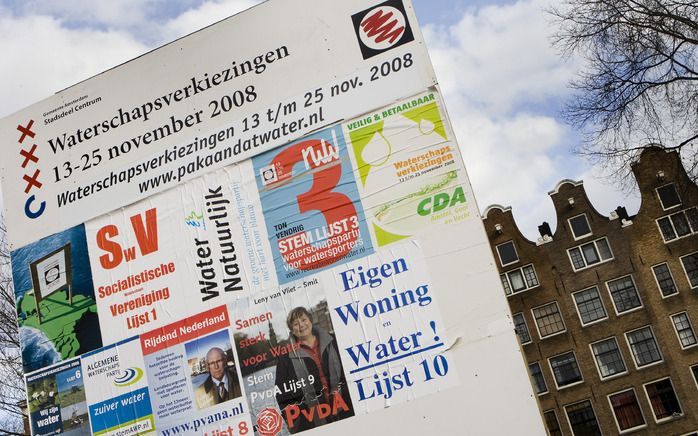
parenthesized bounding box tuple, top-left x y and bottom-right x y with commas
(575, 167, 641, 219)
(0, 0, 260, 119)
(17, 0, 155, 29)
(453, 107, 564, 238)
(161, 0, 259, 41)
(424, 0, 579, 115)
(0, 12, 147, 118)
(422, 0, 609, 240)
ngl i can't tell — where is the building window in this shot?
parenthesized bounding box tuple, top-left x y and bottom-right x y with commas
(549, 351, 583, 388)
(568, 237, 613, 271)
(565, 400, 602, 436)
(606, 275, 642, 314)
(512, 312, 531, 344)
(652, 263, 678, 297)
(681, 252, 698, 288)
(689, 207, 698, 232)
(657, 207, 698, 242)
(543, 410, 562, 436)
(691, 364, 698, 389)
(499, 274, 511, 295)
(591, 337, 626, 379)
(671, 312, 697, 349)
(608, 389, 646, 432)
(626, 326, 662, 368)
(522, 264, 539, 287)
(569, 213, 592, 239)
(643, 378, 682, 422)
(528, 362, 548, 395)
(496, 240, 519, 267)
(572, 287, 607, 325)
(532, 302, 566, 339)
(657, 183, 681, 210)
(501, 264, 539, 295)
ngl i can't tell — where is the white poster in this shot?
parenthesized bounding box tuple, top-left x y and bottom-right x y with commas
(1, 0, 437, 249)
(85, 168, 273, 343)
(326, 243, 459, 414)
(81, 337, 154, 435)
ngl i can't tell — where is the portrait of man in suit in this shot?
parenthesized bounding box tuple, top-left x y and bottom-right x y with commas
(194, 347, 242, 410)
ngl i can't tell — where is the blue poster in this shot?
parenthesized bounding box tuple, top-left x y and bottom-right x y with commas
(252, 125, 373, 283)
(26, 359, 90, 435)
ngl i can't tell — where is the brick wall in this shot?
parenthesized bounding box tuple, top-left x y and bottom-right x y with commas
(483, 147, 698, 435)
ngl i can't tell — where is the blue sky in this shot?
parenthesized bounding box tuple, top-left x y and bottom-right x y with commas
(184, 329, 232, 361)
(0, 0, 641, 240)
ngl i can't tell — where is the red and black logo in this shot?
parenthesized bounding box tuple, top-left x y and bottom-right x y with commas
(352, 0, 414, 59)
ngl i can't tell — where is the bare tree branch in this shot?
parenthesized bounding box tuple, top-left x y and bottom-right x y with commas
(549, 0, 698, 185)
(0, 216, 26, 434)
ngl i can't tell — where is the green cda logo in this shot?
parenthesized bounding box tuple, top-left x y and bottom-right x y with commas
(113, 367, 144, 387)
(417, 186, 466, 216)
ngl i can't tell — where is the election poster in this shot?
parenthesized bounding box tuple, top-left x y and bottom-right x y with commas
(252, 125, 373, 283)
(1, 0, 545, 434)
(11, 225, 102, 373)
(346, 91, 468, 246)
(84, 169, 274, 343)
(325, 242, 458, 414)
(26, 359, 89, 435)
(81, 336, 154, 435)
(229, 278, 354, 435)
(140, 305, 252, 435)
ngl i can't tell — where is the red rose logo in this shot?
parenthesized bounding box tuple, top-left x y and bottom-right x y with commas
(256, 407, 283, 436)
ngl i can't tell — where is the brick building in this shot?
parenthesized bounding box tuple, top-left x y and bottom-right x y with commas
(483, 147, 698, 435)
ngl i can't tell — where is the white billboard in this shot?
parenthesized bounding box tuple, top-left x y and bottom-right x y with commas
(1, 0, 438, 250)
(3, 1, 545, 435)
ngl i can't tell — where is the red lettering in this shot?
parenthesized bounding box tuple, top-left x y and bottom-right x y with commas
(123, 246, 137, 262)
(285, 405, 301, 428)
(131, 208, 159, 255)
(283, 394, 350, 429)
(270, 140, 358, 270)
(300, 407, 315, 422)
(315, 403, 331, 420)
(332, 392, 350, 414)
(96, 225, 122, 269)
